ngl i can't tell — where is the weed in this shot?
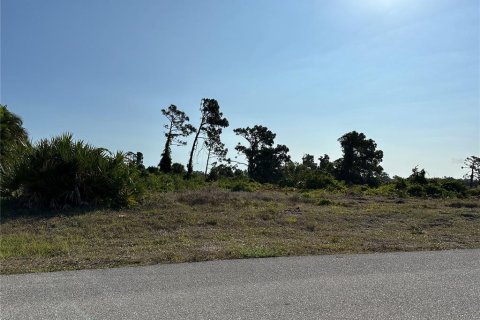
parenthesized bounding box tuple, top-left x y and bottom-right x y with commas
(284, 216, 298, 224)
(204, 218, 218, 226)
(318, 199, 333, 206)
(235, 246, 280, 258)
(306, 223, 316, 232)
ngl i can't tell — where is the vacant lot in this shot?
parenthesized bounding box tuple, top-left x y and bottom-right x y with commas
(1, 189, 479, 274)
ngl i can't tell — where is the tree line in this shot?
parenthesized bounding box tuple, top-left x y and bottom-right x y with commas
(157, 98, 396, 187)
(155, 99, 480, 190)
(1, 102, 479, 209)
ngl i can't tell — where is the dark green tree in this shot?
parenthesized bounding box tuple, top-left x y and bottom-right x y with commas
(159, 105, 195, 173)
(204, 127, 228, 177)
(136, 152, 144, 169)
(254, 145, 290, 183)
(187, 98, 229, 177)
(125, 151, 145, 170)
(0, 105, 30, 194)
(234, 125, 290, 183)
(234, 125, 275, 176)
(335, 131, 384, 186)
(159, 147, 172, 173)
(318, 154, 334, 174)
(302, 154, 317, 170)
(208, 163, 235, 181)
(409, 166, 427, 184)
(279, 161, 337, 189)
(462, 156, 480, 187)
(171, 162, 186, 174)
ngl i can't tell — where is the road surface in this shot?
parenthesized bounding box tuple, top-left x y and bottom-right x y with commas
(1, 249, 479, 319)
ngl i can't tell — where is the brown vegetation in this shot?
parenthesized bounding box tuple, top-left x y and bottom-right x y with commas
(1, 188, 479, 274)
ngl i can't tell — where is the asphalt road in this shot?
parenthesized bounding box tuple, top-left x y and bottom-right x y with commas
(1, 249, 479, 320)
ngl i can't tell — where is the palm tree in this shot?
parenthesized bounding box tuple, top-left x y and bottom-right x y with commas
(0, 105, 30, 187)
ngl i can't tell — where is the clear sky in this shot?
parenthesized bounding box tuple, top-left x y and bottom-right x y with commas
(1, 0, 479, 178)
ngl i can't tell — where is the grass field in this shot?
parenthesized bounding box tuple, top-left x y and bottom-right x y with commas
(1, 188, 479, 274)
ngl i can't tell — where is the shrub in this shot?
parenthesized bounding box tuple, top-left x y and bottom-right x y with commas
(407, 184, 424, 197)
(8, 133, 143, 208)
(230, 180, 260, 192)
(213, 176, 261, 192)
(317, 199, 332, 206)
(171, 163, 186, 175)
(424, 183, 443, 198)
(304, 173, 337, 190)
(146, 166, 160, 174)
(440, 179, 467, 194)
(144, 172, 206, 192)
(365, 183, 398, 197)
(408, 167, 428, 184)
(208, 164, 235, 181)
(393, 177, 407, 190)
(279, 162, 340, 190)
(467, 186, 480, 197)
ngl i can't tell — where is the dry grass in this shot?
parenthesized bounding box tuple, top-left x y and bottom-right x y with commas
(1, 188, 479, 274)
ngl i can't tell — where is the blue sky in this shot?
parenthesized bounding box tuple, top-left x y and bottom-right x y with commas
(1, 0, 479, 178)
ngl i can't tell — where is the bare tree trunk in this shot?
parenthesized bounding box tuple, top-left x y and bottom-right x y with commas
(187, 124, 202, 178)
(204, 148, 211, 178)
(470, 168, 474, 188)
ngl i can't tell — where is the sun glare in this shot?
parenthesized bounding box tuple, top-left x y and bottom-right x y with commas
(368, 0, 398, 9)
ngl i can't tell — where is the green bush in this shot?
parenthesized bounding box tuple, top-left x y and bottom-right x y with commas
(144, 172, 206, 192)
(440, 179, 467, 194)
(408, 167, 428, 184)
(212, 176, 260, 192)
(380, 178, 471, 199)
(393, 177, 407, 190)
(146, 166, 160, 174)
(8, 133, 143, 208)
(317, 199, 333, 206)
(424, 183, 443, 198)
(171, 163, 186, 174)
(467, 186, 480, 197)
(208, 164, 235, 181)
(365, 183, 398, 197)
(229, 180, 260, 192)
(304, 173, 337, 190)
(230, 183, 251, 192)
(279, 163, 341, 191)
(407, 184, 424, 197)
